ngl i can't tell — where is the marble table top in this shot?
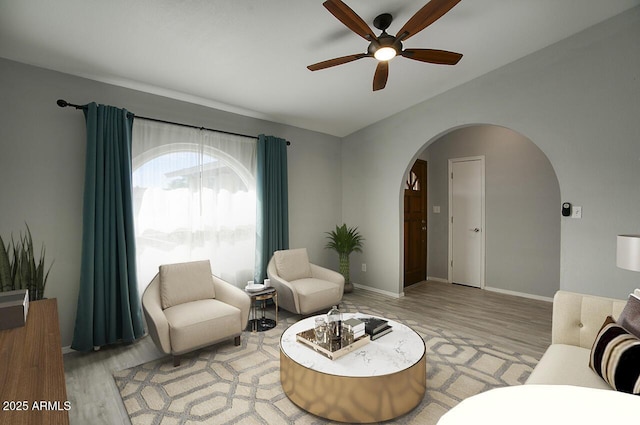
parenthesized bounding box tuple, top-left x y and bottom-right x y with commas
(280, 313, 425, 378)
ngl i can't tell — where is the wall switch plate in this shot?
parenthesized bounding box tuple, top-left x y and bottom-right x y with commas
(571, 206, 582, 218)
(433, 206, 441, 213)
(361, 263, 367, 272)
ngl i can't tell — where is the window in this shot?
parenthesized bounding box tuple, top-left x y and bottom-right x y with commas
(132, 119, 257, 290)
(405, 171, 420, 191)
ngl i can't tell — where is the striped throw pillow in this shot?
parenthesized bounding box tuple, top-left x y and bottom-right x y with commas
(589, 316, 640, 395)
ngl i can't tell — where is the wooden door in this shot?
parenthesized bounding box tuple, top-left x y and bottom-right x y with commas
(404, 160, 428, 286)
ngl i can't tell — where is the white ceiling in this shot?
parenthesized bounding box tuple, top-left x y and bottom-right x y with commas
(1, 0, 638, 137)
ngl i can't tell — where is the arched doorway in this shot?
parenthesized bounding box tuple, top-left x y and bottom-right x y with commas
(403, 124, 561, 299)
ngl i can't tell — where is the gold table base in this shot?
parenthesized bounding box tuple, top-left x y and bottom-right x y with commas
(280, 348, 426, 423)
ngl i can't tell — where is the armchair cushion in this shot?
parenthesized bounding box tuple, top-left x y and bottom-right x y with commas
(273, 248, 312, 282)
(290, 278, 343, 315)
(163, 299, 241, 355)
(159, 260, 215, 309)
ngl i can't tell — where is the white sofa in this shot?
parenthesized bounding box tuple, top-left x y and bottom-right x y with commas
(525, 290, 636, 389)
(438, 289, 640, 425)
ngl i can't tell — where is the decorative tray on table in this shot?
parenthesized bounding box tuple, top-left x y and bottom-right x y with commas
(296, 329, 370, 360)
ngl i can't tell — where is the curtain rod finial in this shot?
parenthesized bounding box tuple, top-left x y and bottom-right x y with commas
(56, 99, 69, 108)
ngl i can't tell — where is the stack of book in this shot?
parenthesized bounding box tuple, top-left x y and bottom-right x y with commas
(360, 317, 393, 340)
(342, 318, 366, 339)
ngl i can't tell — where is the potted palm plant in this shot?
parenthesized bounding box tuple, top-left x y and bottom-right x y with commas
(325, 224, 364, 293)
(0, 224, 53, 301)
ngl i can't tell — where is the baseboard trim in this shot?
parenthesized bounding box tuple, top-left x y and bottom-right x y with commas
(484, 286, 553, 303)
(351, 281, 552, 302)
(353, 283, 403, 299)
(427, 276, 449, 283)
(62, 345, 74, 355)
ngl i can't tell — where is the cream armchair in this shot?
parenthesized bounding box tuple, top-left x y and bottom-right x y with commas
(142, 260, 250, 366)
(267, 248, 344, 315)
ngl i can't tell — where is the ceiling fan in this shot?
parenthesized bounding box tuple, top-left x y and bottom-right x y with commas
(308, 0, 463, 91)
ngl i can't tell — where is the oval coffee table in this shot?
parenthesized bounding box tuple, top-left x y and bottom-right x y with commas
(280, 313, 426, 423)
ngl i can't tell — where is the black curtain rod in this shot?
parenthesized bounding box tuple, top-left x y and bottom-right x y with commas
(56, 99, 290, 145)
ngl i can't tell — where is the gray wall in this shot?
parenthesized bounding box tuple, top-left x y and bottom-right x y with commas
(342, 7, 640, 299)
(420, 125, 561, 299)
(2, 7, 639, 347)
(0, 58, 342, 347)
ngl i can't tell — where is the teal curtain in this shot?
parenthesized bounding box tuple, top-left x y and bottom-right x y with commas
(254, 135, 289, 283)
(71, 103, 145, 351)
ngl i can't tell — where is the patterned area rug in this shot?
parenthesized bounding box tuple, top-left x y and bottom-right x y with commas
(114, 302, 538, 424)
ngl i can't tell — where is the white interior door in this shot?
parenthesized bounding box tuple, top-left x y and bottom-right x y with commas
(449, 157, 485, 288)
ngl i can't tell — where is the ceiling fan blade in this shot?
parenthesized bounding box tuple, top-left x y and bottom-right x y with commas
(396, 0, 462, 41)
(323, 0, 377, 41)
(307, 53, 368, 71)
(373, 61, 389, 91)
(401, 48, 462, 65)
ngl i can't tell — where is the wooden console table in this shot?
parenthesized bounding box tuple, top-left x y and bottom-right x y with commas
(0, 299, 70, 425)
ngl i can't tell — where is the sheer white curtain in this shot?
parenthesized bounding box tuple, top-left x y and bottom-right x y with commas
(132, 119, 257, 290)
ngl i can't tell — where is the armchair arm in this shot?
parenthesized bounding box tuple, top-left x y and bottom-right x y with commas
(310, 263, 345, 294)
(141, 274, 171, 354)
(212, 276, 251, 330)
(267, 257, 300, 314)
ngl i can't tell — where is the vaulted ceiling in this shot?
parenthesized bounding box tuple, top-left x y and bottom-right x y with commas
(1, 0, 638, 137)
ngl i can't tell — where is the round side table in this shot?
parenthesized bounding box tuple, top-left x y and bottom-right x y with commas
(245, 287, 278, 332)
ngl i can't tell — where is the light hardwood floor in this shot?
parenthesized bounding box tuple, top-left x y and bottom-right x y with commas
(62, 280, 553, 425)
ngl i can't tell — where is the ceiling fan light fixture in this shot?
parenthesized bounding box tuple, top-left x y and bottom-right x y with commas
(374, 46, 397, 61)
(309, 0, 464, 91)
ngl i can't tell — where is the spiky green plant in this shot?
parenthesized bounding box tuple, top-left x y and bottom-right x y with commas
(324, 224, 364, 289)
(0, 235, 12, 292)
(0, 224, 53, 301)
